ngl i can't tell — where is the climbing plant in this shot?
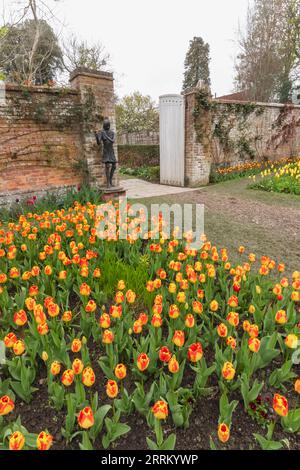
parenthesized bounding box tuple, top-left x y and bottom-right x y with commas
(193, 90, 265, 161)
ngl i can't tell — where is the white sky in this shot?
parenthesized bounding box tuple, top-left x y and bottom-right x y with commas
(2, 0, 250, 101)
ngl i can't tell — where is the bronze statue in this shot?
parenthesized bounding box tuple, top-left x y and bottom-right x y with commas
(95, 118, 117, 188)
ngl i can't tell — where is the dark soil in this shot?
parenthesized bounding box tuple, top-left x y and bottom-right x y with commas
(4, 355, 300, 451)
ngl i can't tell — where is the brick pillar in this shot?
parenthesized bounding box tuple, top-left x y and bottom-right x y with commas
(184, 87, 212, 186)
(70, 68, 119, 188)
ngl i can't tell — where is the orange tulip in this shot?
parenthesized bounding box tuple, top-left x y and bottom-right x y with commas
(248, 337, 260, 353)
(192, 300, 203, 315)
(172, 330, 185, 347)
(80, 283, 91, 296)
(151, 314, 162, 328)
(102, 329, 114, 344)
(99, 313, 111, 329)
(36, 431, 53, 451)
(106, 379, 118, 398)
(226, 336, 236, 350)
(13, 340, 25, 355)
(137, 353, 150, 372)
(78, 406, 94, 429)
(33, 304, 46, 325)
(110, 305, 122, 318)
(159, 346, 172, 363)
(152, 400, 168, 420)
(85, 300, 97, 313)
(273, 394, 288, 417)
(285, 334, 298, 349)
(71, 338, 82, 353)
(217, 323, 227, 338)
(62, 311, 73, 322)
(0, 395, 15, 416)
(228, 296, 238, 308)
(226, 311, 239, 327)
(169, 304, 180, 319)
(4, 332, 17, 348)
(61, 369, 74, 387)
(115, 363, 127, 380)
(13, 310, 27, 326)
(47, 302, 60, 318)
(82, 367, 95, 387)
(222, 362, 235, 381)
(187, 343, 203, 362)
(50, 361, 61, 376)
(168, 355, 179, 374)
(72, 358, 84, 375)
(37, 322, 49, 336)
(294, 379, 300, 394)
(9, 431, 25, 451)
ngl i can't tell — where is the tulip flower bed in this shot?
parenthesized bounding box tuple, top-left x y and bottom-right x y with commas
(210, 156, 300, 184)
(249, 159, 300, 195)
(0, 201, 300, 451)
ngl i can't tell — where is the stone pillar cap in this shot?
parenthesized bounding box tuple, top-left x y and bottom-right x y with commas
(70, 68, 113, 81)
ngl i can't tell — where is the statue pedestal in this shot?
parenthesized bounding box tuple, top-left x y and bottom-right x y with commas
(100, 186, 126, 201)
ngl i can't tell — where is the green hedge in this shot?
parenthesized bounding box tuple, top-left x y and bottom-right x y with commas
(117, 144, 159, 168)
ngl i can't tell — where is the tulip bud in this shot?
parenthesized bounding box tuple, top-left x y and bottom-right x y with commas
(218, 423, 230, 443)
(42, 351, 48, 362)
(294, 379, 300, 394)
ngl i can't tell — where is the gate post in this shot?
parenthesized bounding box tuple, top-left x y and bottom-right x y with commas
(184, 86, 213, 187)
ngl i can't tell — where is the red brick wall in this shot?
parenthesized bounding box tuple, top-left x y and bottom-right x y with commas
(0, 70, 118, 206)
(0, 84, 82, 204)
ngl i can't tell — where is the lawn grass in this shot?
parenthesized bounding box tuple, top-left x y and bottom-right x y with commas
(131, 177, 300, 274)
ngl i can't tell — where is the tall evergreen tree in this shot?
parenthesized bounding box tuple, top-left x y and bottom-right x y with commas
(183, 37, 211, 91)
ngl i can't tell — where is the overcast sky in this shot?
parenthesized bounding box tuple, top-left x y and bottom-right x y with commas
(3, 0, 251, 101)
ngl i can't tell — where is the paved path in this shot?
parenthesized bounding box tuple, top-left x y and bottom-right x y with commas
(120, 178, 201, 199)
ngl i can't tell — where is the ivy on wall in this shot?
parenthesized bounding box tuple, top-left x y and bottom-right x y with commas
(268, 104, 300, 150)
(193, 89, 265, 161)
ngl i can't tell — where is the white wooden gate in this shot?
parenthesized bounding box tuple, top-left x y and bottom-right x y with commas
(159, 94, 185, 186)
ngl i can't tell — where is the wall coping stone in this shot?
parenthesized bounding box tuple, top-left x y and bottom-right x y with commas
(70, 68, 114, 82)
(183, 88, 300, 109)
(4, 83, 79, 95)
